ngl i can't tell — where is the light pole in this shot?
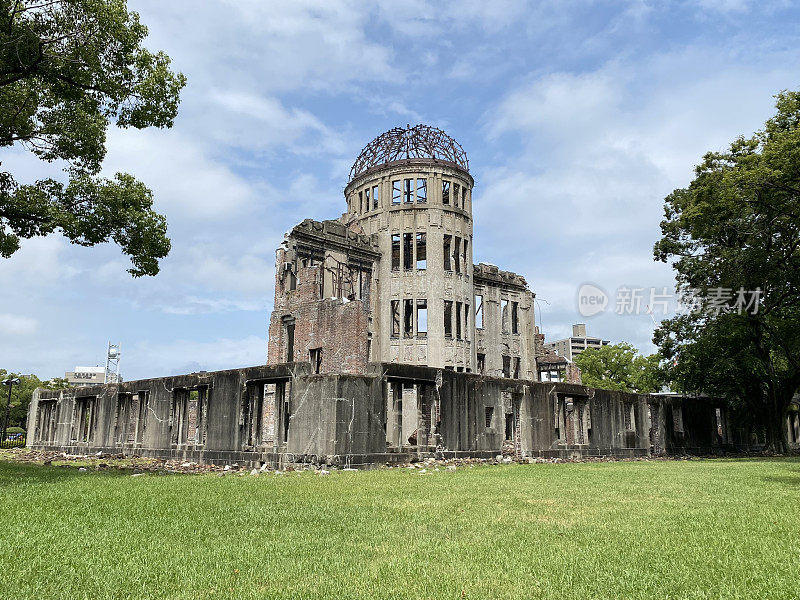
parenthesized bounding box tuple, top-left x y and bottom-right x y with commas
(2, 377, 20, 443)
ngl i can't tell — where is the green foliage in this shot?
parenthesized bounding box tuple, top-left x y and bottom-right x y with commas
(0, 459, 798, 598)
(654, 89, 800, 451)
(0, 0, 185, 275)
(0, 368, 69, 428)
(573, 342, 662, 393)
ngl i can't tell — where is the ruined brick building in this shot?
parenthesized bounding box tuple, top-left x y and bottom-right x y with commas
(28, 126, 742, 467)
(267, 125, 536, 379)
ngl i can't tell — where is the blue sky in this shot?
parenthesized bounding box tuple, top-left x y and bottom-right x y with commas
(2, 0, 799, 380)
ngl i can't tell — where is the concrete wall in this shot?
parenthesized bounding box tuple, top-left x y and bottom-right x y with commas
(29, 362, 734, 468)
(473, 264, 537, 380)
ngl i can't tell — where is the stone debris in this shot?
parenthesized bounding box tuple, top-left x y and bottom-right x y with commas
(0, 447, 772, 478)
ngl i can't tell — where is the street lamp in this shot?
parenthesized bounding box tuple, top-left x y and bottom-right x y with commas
(2, 377, 20, 443)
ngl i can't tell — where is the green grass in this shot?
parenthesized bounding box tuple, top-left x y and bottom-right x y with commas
(1, 458, 799, 600)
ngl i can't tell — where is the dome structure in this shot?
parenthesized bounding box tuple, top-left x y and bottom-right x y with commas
(349, 124, 469, 182)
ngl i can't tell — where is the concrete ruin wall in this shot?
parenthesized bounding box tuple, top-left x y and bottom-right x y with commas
(473, 264, 537, 380)
(28, 363, 733, 468)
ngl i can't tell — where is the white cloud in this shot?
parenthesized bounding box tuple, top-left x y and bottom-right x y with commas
(102, 128, 258, 220)
(127, 335, 268, 379)
(158, 297, 267, 316)
(204, 90, 347, 157)
(481, 47, 798, 350)
(0, 314, 38, 336)
(0, 235, 74, 284)
(142, 0, 398, 94)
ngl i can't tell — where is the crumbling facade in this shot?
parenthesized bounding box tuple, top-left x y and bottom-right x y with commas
(29, 364, 733, 467)
(28, 125, 738, 467)
(268, 126, 535, 377)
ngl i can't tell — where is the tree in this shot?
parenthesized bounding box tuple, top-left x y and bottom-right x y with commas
(654, 90, 800, 452)
(1, 0, 186, 276)
(573, 343, 663, 394)
(0, 369, 69, 430)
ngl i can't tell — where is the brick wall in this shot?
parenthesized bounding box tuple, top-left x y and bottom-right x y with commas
(268, 264, 370, 374)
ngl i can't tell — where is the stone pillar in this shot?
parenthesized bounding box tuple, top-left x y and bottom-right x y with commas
(401, 384, 419, 446)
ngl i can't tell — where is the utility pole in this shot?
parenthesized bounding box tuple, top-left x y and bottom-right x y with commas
(1, 377, 20, 443)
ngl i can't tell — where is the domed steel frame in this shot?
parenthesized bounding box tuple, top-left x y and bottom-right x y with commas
(349, 124, 469, 182)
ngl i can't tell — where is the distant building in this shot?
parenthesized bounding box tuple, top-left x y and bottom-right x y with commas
(544, 323, 609, 361)
(64, 366, 120, 387)
(533, 327, 581, 383)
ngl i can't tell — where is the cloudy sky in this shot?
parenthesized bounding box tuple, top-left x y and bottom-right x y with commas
(2, 0, 798, 380)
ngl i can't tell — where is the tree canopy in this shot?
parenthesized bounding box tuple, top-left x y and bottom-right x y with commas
(1, 369, 68, 430)
(654, 90, 800, 451)
(573, 343, 662, 394)
(0, 0, 185, 275)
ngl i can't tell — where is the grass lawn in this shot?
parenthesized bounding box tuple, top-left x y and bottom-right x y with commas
(0, 457, 798, 599)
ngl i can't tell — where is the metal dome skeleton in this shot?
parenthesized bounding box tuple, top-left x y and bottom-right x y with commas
(349, 124, 469, 182)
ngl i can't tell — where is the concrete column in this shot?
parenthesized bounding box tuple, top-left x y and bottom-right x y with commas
(401, 384, 418, 446)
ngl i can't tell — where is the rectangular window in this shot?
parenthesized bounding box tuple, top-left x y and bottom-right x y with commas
(391, 234, 400, 271)
(404, 178, 413, 203)
(76, 397, 96, 443)
(416, 299, 427, 337)
(464, 303, 469, 340)
(455, 302, 462, 340)
(310, 348, 322, 374)
(461, 186, 467, 208)
(501, 299, 509, 334)
(475, 295, 483, 329)
(477, 353, 486, 374)
(462, 239, 468, 271)
(403, 233, 413, 270)
(391, 300, 400, 337)
(485, 406, 494, 428)
(444, 300, 453, 337)
(372, 185, 379, 209)
(392, 180, 401, 205)
(285, 320, 295, 362)
(453, 183, 460, 208)
(416, 232, 426, 269)
(513, 357, 520, 379)
(511, 301, 519, 334)
(359, 190, 363, 213)
(136, 390, 149, 444)
(442, 180, 450, 204)
(443, 235, 452, 271)
(196, 387, 208, 445)
(364, 188, 370, 212)
(403, 299, 413, 338)
(416, 178, 426, 203)
(502, 355, 511, 378)
(187, 390, 199, 444)
(453, 237, 461, 274)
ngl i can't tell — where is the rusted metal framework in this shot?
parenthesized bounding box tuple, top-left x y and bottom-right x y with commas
(349, 124, 469, 182)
